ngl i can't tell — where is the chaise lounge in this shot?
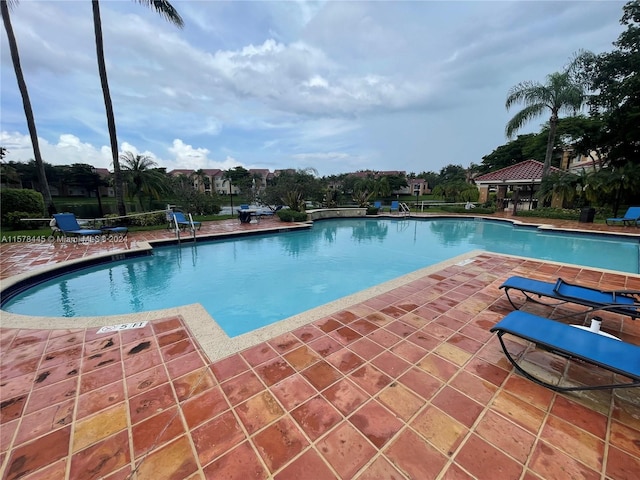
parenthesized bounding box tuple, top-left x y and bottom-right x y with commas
(490, 310, 640, 391)
(52, 213, 103, 237)
(500, 275, 640, 319)
(606, 206, 640, 226)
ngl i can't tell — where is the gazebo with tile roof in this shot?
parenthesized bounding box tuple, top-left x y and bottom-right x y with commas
(474, 159, 562, 212)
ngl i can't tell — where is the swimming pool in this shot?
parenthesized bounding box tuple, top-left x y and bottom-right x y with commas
(3, 218, 639, 336)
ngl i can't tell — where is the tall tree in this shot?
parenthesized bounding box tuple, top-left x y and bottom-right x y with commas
(555, 116, 608, 170)
(505, 65, 586, 179)
(92, 0, 183, 217)
(262, 168, 323, 210)
(119, 151, 167, 210)
(588, 0, 640, 169)
(480, 133, 548, 174)
(2, 0, 56, 214)
(67, 164, 108, 216)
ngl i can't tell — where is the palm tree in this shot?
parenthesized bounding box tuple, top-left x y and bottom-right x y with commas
(119, 151, 167, 210)
(91, 0, 183, 216)
(191, 169, 210, 194)
(2, 0, 56, 215)
(506, 70, 586, 179)
(537, 171, 580, 207)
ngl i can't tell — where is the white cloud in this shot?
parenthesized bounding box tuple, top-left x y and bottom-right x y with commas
(167, 139, 240, 171)
(1, 131, 112, 168)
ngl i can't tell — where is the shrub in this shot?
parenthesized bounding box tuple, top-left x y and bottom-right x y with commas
(127, 212, 166, 227)
(515, 207, 580, 220)
(187, 193, 221, 215)
(4, 211, 44, 229)
(1, 189, 45, 224)
(277, 209, 308, 222)
(366, 206, 380, 215)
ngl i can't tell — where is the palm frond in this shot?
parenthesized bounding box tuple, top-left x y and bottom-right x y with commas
(505, 81, 543, 109)
(136, 0, 184, 28)
(505, 104, 546, 138)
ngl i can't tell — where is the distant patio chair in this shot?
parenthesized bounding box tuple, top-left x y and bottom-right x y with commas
(606, 206, 640, 226)
(259, 205, 283, 217)
(390, 201, 399, 214)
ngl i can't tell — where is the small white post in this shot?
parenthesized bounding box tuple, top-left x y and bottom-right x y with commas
(589, 317, 602, 333)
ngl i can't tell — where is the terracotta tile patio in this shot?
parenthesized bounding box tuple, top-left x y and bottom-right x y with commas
(1, 215, 639, 479)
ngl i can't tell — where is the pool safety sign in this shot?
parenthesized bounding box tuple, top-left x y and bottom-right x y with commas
(97, 321, 148, 334)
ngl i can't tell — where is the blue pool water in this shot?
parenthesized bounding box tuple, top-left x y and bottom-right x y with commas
(3, 218, 638, 336)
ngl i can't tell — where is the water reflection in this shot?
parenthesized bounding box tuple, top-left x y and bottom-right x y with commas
(323, 225, 337, 243)
(428, 219, 478, 245)
(351, 219, 389, 243)
(278, 230, 319, 257)
(59, 281, 75, 317)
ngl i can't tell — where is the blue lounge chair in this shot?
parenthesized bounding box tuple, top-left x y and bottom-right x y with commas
(500, 276, 640, 319)
(171, 211, 201, 230)
(490, 311, 640, 391)
(373, 201, 382, 211)
(52, 213, 102, 237)
(606, 206, 640, 226)
(390, 200, 399, 213)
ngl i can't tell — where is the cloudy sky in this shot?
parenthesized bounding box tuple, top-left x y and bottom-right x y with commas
(0, 0, 627, 177)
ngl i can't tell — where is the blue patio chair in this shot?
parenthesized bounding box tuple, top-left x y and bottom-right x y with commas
(500, 275, 640, 319)
(490, 311, 640, 391)
(373, 201, 382, 210)
(52, 213, 103, 237)
(606, 206, 640, 226)
(390, 200, 399, 213)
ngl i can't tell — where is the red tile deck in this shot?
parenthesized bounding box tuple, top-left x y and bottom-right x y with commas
(1, 215, 640, 479)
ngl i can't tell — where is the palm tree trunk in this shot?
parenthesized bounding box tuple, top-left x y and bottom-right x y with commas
(2, 1, 56, 215)
(542, 114, 558, 179)
(92, 0, 126, 217)
(95, 185, 104, 217)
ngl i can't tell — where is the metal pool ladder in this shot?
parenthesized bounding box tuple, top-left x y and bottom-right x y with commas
(172, 213, 198, 243)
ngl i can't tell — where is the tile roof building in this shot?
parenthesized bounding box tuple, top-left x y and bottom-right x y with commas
(474, 160, 562, 211)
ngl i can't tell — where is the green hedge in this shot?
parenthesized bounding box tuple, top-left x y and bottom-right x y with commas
(4, 211, 45, 229)
(515, 207, 580, 220)
(277, 209, 308, 222)
(126, 212, 167, 227)
(1, 189, 45, 224)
